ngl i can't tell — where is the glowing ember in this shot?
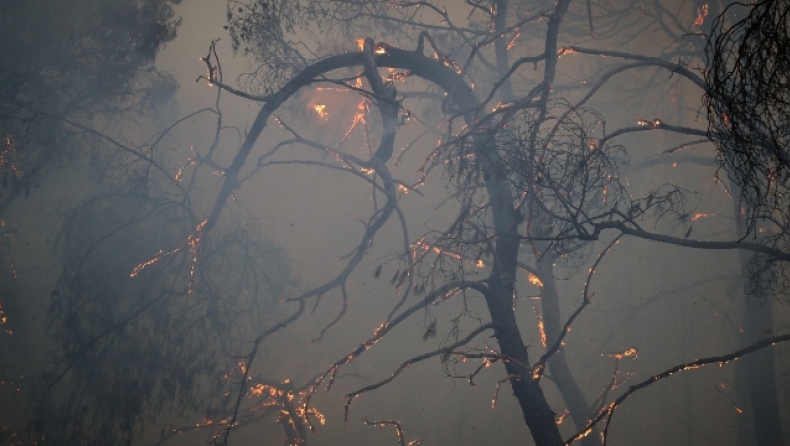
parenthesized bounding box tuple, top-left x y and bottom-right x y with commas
(492, 102, 514, 112)
(606, 347, 638, 359)
(174, 157, 196, 181)
(558, 47, 577, 56)
(534, 307, 547, 347)
(385, 71, 411, 82)
(692, 212, 714, 221)
(374, 43, 388, 54)
(506, 28, 521, 50)
(314, 104, 328, 118)
(527, 273, 544, 287)
(693, 4, 709, 26)
(341, 101, 368, 141)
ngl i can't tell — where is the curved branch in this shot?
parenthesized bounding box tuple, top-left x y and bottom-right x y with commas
(533, 235, 623, 373)
(561, 46, 707, 90)
(301, 280, 488, 430)
(344, 322, 495, 422)
(565, 333, 790, 445)
(590, 221, 790, 261)
(599, 123, 708, 148)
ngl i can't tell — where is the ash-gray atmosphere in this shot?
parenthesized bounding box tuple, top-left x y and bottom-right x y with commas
(1, 0, 789, 445)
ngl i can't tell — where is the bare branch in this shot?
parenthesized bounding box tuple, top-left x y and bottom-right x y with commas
(565, 334, 790, 445)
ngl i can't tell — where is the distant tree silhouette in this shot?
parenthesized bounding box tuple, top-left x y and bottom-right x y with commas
(705, 0, 790, 229)
(0, 0, 182, 216)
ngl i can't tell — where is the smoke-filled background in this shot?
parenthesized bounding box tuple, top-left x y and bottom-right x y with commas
(1, 0, 789, 445)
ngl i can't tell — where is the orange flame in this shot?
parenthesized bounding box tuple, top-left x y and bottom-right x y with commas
(608, 347, 638, 359)
(506, 28, 521, 51)
(534, 307, 547, 347)
(314, 104, 328, 118)
(692, 212, 714, 221)
(374, 43, 388, 54)
(558, 47, 577, 56)
(527, 273, 544, 288)
(693, 4, 709, 26)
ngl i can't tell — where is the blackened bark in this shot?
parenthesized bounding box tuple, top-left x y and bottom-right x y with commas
(484, 170, 563, 446)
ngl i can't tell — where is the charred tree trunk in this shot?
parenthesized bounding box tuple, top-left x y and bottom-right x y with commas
(734, 252, 784, 446)
(537, 258, 599, 446)
(730, 184, 785, 446)
(483, 160, 563, 446)
(486, 0, 600, 446)
(736, 291, 783, 446)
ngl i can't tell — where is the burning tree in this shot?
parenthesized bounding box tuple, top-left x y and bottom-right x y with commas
(23, 0, 790, 445)
(180, 0, 788, 444)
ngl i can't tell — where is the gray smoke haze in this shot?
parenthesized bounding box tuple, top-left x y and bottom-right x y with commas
(1, 1, 788, 445)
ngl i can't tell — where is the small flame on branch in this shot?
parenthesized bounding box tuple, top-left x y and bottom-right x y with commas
(506, 28, 521, 50)
(492, 102, 514, 113)
(314, 104, 328, 119)
(174, 155, 196, 181)
(527, 273, 544, 287)
(558, 47, 577, 56)
(693, 4, 709, 26)
(385, 71, 412, 82)
(692, 212, 715, 221)
(604, 347, 638, 360)
(373, 43, 389, 54)
(341, 101, 369, 141)
(130, 219, 208, 295)
(534, 307, 547, 347)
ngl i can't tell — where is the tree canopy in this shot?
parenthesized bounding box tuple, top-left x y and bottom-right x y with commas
(0, 0, 181, 215)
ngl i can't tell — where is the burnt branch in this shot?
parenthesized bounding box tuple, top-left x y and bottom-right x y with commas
(565, 333, 790, 445)
(344, 322, 495, 422)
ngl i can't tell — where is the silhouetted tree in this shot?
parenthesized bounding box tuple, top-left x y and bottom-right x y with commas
(0, 0, 181, 216)
(150, 1, 790, 445)
(705, 0, 790, 229)
(11, 1, 790, 445)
